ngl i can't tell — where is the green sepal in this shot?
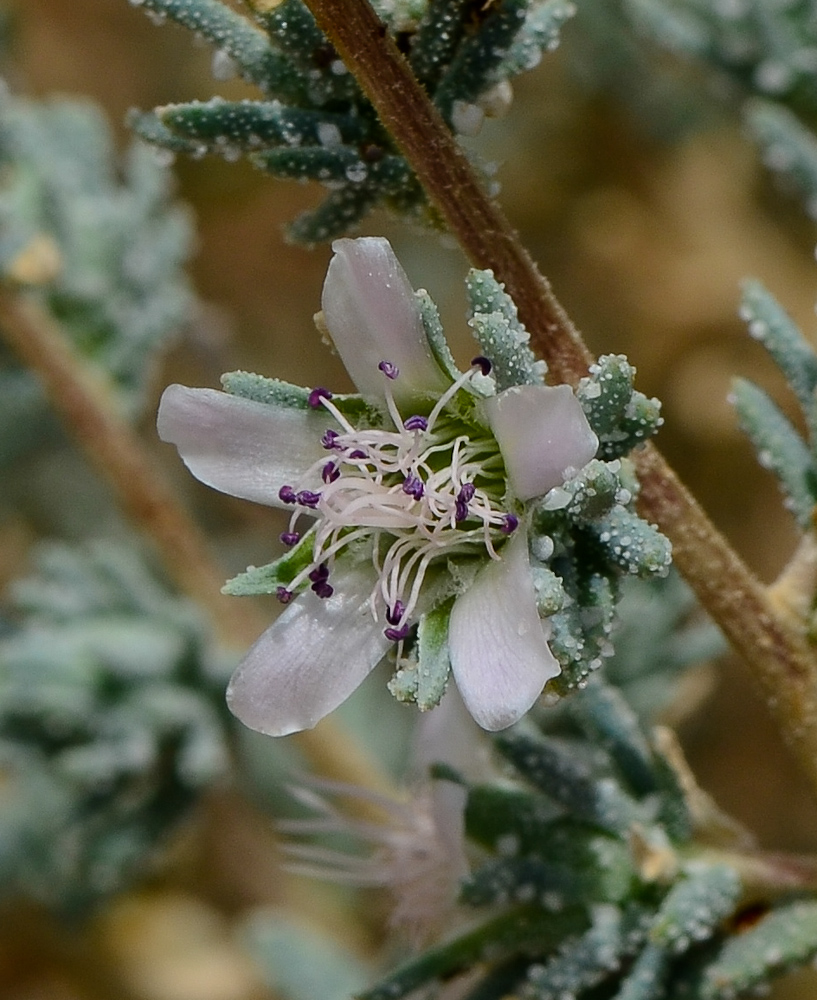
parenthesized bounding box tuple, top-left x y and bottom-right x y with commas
(357, 905, 588, 1000)
(465, 269, 547, 391)
(739, 280, 817, 415)
(547, 571, 618, 693)
(546, 459, 623, 523)
(221, 370, 311, 408)
(461, 822, 635, 907)
(731, 376, 816, 526)
(494, 731, 644, 835)
(158, 100, 365, 150)
(221, 370, 383, 425)
(388, 598, 453, 710)
(578, 354, 663, 459)
(222, 529, 316, 596)
(691, 900, 817, 999)
(649, 865, 741, 954)
(415, 289, 463, 384)
(586, 506, 672, 578)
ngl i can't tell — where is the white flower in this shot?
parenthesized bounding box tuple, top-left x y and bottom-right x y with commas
(157, 237, 598, 736)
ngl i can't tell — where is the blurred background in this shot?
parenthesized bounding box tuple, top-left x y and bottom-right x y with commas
(3, 0, 817, 996)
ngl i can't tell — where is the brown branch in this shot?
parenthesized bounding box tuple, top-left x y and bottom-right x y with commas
(293, 0, 817, 791)
(0, 288, 391, 793)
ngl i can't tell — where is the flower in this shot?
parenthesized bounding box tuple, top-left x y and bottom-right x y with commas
(279, 690, 479, 948)
(280, 776, 469, 948)
(157, 237, 598, 736)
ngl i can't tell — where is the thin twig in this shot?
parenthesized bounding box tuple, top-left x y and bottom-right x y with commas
(293, 0, 817, 793)
(0, 288, 391, 794)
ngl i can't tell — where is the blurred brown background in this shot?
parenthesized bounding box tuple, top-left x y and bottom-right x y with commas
(5, 0, 817, 996)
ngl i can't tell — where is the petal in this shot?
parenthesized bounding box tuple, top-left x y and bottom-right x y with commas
(448, 530, 560, 731)
(226, 564, 392, 736)
(483, 384, 598, 501)
(157, 385, 327, 506)
(322, 237, 450, 404)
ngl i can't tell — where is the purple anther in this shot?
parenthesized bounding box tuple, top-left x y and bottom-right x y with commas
(378, 360, 399, 380)
(296, 490, 322, 509)
(322, 429, 341, 450)
(278, 485, 297, 505)
(308, 386, 333, 408)
(385, 623, 412, 642)
(322, 461, 340, 483)
(501, 513, 519, 535)
(276, 586, 294, 604)
(386, 600, 406, 625)
(472, 355, 492, 376)
(402, 473, 425, 500)
(308, 565, 333, 599)
(455, 484, 475, 523)
(279, 531, 301, 546)
(404, 415, 428, 432)
(348, 449, 367, 460)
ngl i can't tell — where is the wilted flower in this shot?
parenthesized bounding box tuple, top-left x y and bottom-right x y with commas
(157, 237, 598, 737)
(281, 776, 469, 948)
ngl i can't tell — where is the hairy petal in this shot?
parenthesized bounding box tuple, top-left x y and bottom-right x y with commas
(449, 530, 560, 731)
(226, 564, 391, 736)
(322, 237, 450, 404)
(484, 384, 599, 500)
(157, 385, 326, 507)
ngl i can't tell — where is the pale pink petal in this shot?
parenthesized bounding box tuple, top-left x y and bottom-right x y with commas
(322, 237, 449, 404)
(226, 564, 392, 736)
(157, 385, 326, 507)
(448, 530, 560, 731)
(483, 384, 598, 501)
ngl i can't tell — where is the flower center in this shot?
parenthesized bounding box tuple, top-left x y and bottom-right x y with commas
(276, 360, 519, 641)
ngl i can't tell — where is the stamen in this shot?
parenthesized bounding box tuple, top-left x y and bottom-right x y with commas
(386, 600, 406, 625)
(378, 360, 399, 380)
(404, 415, 428, 432)
(322, 429, 341, 449)
(297, 490, 322, 508)
(308, 387, 333, 408)
(384, 623, 412, 642)
(501, 513, 519, 534)
(402, 474, 424, 500)
(280, 531, 301, 546)
(277, 586, 294, 604)
(349, 449, 368, 460)
(309, 563, 334, 599)
(471, 355, 492, 376)
(322, 461, 340, 483)
(455, 482, 476, 522)
(279, 485, 297, 504)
